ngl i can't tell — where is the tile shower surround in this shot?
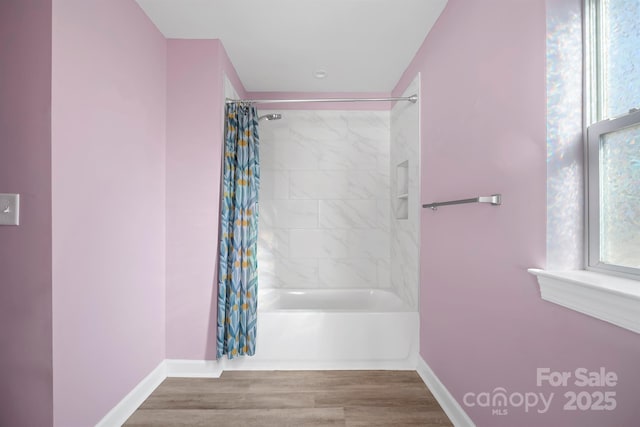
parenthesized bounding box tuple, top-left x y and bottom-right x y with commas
(257, 110, 392, 290)
(390, 77, 421, 310)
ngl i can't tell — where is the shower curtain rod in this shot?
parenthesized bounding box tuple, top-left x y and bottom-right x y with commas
(225, 94, 418, 104)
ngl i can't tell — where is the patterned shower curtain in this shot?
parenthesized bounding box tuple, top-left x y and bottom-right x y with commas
(216, 103, 260, 359)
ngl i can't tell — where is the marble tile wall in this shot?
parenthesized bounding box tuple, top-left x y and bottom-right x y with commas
(390, 76, 421, 310)
(257, 110, 391, 289)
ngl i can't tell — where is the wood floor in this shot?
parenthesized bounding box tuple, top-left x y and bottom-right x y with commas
(124, 370, 453, 426)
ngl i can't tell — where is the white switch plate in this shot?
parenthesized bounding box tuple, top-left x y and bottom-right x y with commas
(0, 194, 20, 226)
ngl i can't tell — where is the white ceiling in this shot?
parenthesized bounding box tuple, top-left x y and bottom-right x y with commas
(135, 0, 448, 93)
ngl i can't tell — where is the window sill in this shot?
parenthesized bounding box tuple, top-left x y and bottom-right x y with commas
(528, 269, 640, 334)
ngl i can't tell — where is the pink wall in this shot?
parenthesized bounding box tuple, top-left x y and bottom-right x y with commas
(51, 1, 166, 426)
(166, 40, 246, 359)
(0, 1, 53, 426)
(395, 0, 640, 425)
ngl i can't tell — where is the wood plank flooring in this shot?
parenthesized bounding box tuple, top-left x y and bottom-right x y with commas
(124, 370, 453, 426)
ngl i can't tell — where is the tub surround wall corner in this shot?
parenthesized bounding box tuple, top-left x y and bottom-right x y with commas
(390, 75, 421, 310)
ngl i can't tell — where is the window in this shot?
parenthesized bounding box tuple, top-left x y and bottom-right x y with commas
(586, 0, 640, 278)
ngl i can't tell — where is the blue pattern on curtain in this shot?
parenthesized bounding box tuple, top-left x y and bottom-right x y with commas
(217, 103, 260, 359)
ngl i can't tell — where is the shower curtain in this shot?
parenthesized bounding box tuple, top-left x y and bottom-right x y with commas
(216, 103, 260, 359)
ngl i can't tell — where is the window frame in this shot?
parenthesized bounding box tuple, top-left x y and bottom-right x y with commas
(586, 111, 640, 278)
(584, 0, 640, 279)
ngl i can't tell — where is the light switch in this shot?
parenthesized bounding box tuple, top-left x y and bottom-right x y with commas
(0, 194, 20, 226)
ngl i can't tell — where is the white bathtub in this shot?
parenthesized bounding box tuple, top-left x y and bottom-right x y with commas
(223, 288, 418, 370)
(259, 288, 411, 312)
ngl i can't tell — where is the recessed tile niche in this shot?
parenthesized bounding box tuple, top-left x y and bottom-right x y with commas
(395, 160, 409, 220)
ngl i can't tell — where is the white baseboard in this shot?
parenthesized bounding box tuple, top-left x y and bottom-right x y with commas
(95, 360, 167, 427)
(416, 356, 475, 427)
(165, 359, 224, 378)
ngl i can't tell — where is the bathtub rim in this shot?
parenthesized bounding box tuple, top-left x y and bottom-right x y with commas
(257, 287, 415, 313)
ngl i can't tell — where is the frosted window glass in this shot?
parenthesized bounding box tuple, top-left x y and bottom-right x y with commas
(602, 0, 640, 119)
(600, 123, 640, 268)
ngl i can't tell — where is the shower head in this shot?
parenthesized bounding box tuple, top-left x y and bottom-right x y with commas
(258, 113, 282, 122)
